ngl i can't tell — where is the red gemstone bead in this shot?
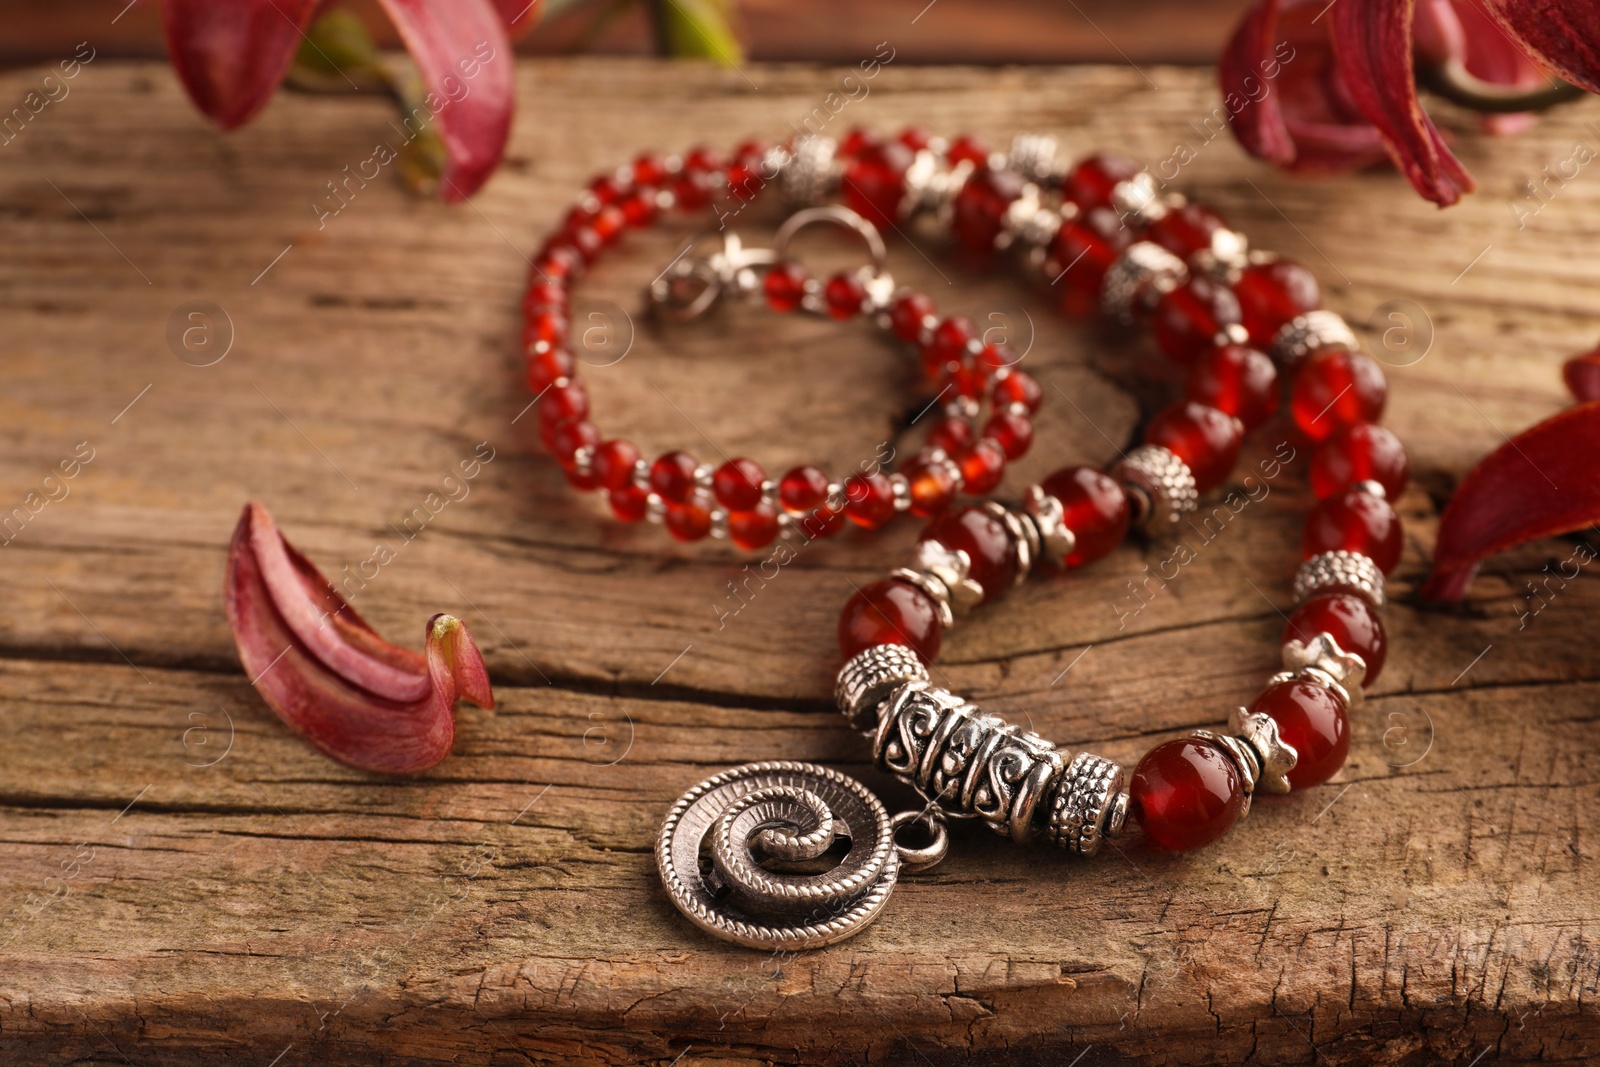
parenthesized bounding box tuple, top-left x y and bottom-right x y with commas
(778, 465, 830, 513)
(534, 245, 584, 285)
(1145, 202, 1228, 260)
(683, 145, 725, 173)
(889, 291, 935, 342)
(547, 418, 598, 463)
(591, 204, 628, 244)
(926, 416, 974, 458)
(559, 225, 603, 266)
(1310, 423, 1409, 500)
(539, 381, 589, 429)
(649, 451, 700, 503)
(824, 271, 866, 319)
(621, 188, 659, 228)
(1151, 277, 1242, 365)
(838, 127, 878, 158)
(591, 439, 641, 491)
(1145, 401, 1242, 493)
(1037, 466, 1130, 566)
(728, 506, 780, 551)
(524, 281, 568, 314)
(665, 502, 711, 541)
(608, 485, 649, 523)
(838, 578, 943, 662)
(713, 458, 766, 512)
(952, 166, 1026, 255)
(673, 170, 714, 211)
(1052, 211, 1132, 318)
(1291, 350, 1387, 443)
(1284, 592, 1387, 684)
(994, 369, 1043, 413)
(923, 316, 975, 379)
(1131, 737, 1245, 851)
(945, 134, 990, 167)
(1187, 343, 1279, 430)
(977, 342, 1018, 374)
(902, 455, 958, 517)
(1064, 152, 1140, 212)
(950, 361, 989, 400)
(982, 410, 1033, 459)
(797, 503, 847, 540)
(918, 505, 1017, 602)
(589, 172, 628, 205)
(959, 439, 1007, 495)
(1303, 487, 1404, 573)
(1234, 258, 1320, 347)
(525, 310, 570, 354)
(844, 471, 896, 530)
(841, 140, 914, 230)
(764, 261, 809, 313)
(564, 461, 601, 491)
(632, 152, 667, 185)
(526, 348, 574, 393)
(898, 126, 932, 151)
(1250, 680, 1349, 790)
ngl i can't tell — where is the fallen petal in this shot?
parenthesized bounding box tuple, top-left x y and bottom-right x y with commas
(161, 0, 321, 129)
(224, 502, 494, 773)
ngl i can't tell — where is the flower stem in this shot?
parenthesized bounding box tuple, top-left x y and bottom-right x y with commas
(1417, 59, 1587, 114)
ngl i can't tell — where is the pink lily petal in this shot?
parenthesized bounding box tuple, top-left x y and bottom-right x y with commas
(375, 0, 515, 201)
(1478, 0, 1600, 94)
(488, 0, 544, 39)
(224, 502, 494, 774)
(161, 0, 321, 130)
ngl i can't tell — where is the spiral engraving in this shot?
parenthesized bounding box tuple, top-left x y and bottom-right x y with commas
(656, 761, 899, 950)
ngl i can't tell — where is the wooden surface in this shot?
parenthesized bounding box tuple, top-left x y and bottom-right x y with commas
(2, 56, 1599, 1066)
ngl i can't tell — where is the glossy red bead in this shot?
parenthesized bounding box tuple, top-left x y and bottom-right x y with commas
(923, 316, 975, 379)
(1052, 211, 1132, 318)
(665, 502, 711, 542)
(918, 505, 1017, 602)
(683, 145, 725, 173)
(609, 485, 649, 522)
(902, 455, 959, 517)
(946, 134, 990, 167)
(1284, 592, 1387, 684)
(959, 439, 1007, 495)
(926, 416, 974, 458)
(889, 290, 935, 342)
(797, 503, 846, 540)
(952, 166, 1026, 255)
(763, 261, 809, 313)
(994, 369, 1043, 413)
(841, 140, 914, 229)
(588, 172, 628, 205)
(1250, 680, 1349, 790)
(1131, 737, 1245, 851)
(728, 506, 780, 551)
(621, 188, 659, 228)
(591, 439, 641, 491)
(533, 245, 584, 284)
(1151, 277, 1242, 365)
(982, 410, 1033, 459)
(824, 271, 866, 319)
(1186, 343, 1279, 430)
(844, 471, 896, 530)
(1310, 423, 1409, 500)
(1291, 350, 1387, 443)
(711, 458, 765, 512)
(524, 310, 570, 354)
(778, 465, 830, 513)
(1303, 487, 1404, 573)
(547, 418, 598, 463)
(526, 348, 574, 393)
(838, 578, 943, 662)
(631, 152, 667, 185)
(898, 126, 932, 151)
(591, 204, 627, 244)
(1064, 152, 1140, 211)
(672, 170, 714, 211)
(1145, 401, 1242, 493)
(950, 361, 989, 400)
(649, 451, 700, 503)
(1037, 465, 1130, 566)
(1234, 259, 1320, 347)
(1145, 202, 1228, 260)
(524, 281, 568, 315)
(539, 381, 589, 429)
(838, 127, 877, 158)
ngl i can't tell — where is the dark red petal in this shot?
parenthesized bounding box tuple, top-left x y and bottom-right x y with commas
(1422, 400, 1600, 601)
(1329, 0, 1476, 205)
(1478, 0, 1600, 95)
(1564, 348, 1600, 402)
(161, 0, 320, 129)
(1220, 0, 1298, 165)
(375, 0, 515, 201)
(488, 0, 542, 39)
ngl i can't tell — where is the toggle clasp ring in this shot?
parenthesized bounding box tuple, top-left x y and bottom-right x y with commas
(771, 204, 888, 278)
(890, 808, 949, 874)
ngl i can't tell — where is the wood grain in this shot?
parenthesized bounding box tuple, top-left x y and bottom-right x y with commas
(1, 57, 1598, 1065)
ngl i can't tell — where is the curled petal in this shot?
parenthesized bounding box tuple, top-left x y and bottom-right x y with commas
(1221, 0, 1298, 165)
(1564, 347, 1600, 402)
(375, 0, 515, 201)
(1478, 0, 1600, 95)
(161, 0, 321, 129)
(1421, 400, 1600, 601)
(224, 502, 493, 774)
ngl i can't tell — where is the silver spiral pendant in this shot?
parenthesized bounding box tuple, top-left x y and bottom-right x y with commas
(656, 761, 912, 950)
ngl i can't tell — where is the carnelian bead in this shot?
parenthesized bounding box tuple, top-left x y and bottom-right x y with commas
(525, 310, 570, 354)
(926, 416, 974, 457)
(621, 188, 659, 228)
(564, 461, 601, 491)
(666, 502, 711, 541)
(728, 506, 780, 551)
(1284, 592, 1387, 684)
(1145, 401, 1242, 493)
(797, 503, 846, 539)
(539, 381, 589, 429)
(902, 455, 958, 517)
(824, 271, 866, 319)
(524, 281, 568, 314)
(959, 439, 1007, 494)
(683, 145, 724, 173)
(534, 245, 584, 284)
(1234, 258, 1320, 347)
(547, 419, 598, 463)
(1146, 202, 1228, 260)
(838, 127, 877, 158)
(994, 369, 1043, 413)
(1291, 350, 1387, 443)
(946, 134, 990, 167)
(649, 451, 699, 503)
(713, 458, 766, 512)
(673, 170, 714, 210)
(558, 225, 603, 266)
(918, 505, 1018, 602)
(838, 578, 943, 662)
(977, 342, 1018, 373)
(526, 348, 574, 393)
(764, 261, 809, 313)
(844, 471, 896, 529)
(1151, 277, 1242, 365)
(778, 465, 829, 513)
(589, 172, 627, 204)
(1249, 680, 1349, 790)
(1309, 423, 1409, 500)
(898, 126, 932, 151)
(950, 361, 989, 400)
(842, 140, 914, 229)
(923, 316, 975, 378)
(952, 166, 1026, 255)
(1187, 343, 1279, 430)
(1037, 466, 1129, 566)
(1064, 152, 1140, 211)
(1131, 737, 1245, 851)
(631, 152, 667, 185)
(1052, 211, 1132, 318)
(591, 204, 627, 244)
(1303, 487, 1404, 573)
(591, 439, 641, 491)
(889, 290, 935, 342)
(982, 411, 1033, 459)
(608, 485, 649, 523)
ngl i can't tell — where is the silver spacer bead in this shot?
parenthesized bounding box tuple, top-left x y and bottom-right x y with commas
(1216, 322, 1250, 346)
(646, 493, 667, 524)
(1109, 171, 1167, 226)
(571, 445, 596, 478)
(709, 509, 729, 539)
(888, 472, 912, 512)
(1272, 631, 1367, 707)
(1100, 241, 1188, 324)
(1112, 444, 1199, 527)
(1294, 550, 1385, 607)
(1021, 483, 1078, 568)
(1007, 133, 1060, 185)
(780, 135, 838, 206)
(901, 149, 973, 221)
(632, 458, 652, 491)
(996, 183, 1045, 251)
(861, 271, 896, 314)
(1192, 227, 1250, 283)
(1354, 479, 1387, 500)
(914, 537, 985, 614)
(1044, 752, 1128, 857)
(889, 568, 957, 630)
(1227, 706, 1298, 795)
(835, 644, 929, 731)
(1270, 309, 1358, 365)
(983, 501, 1035, 586)
(1191, 729, 1262, 817)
